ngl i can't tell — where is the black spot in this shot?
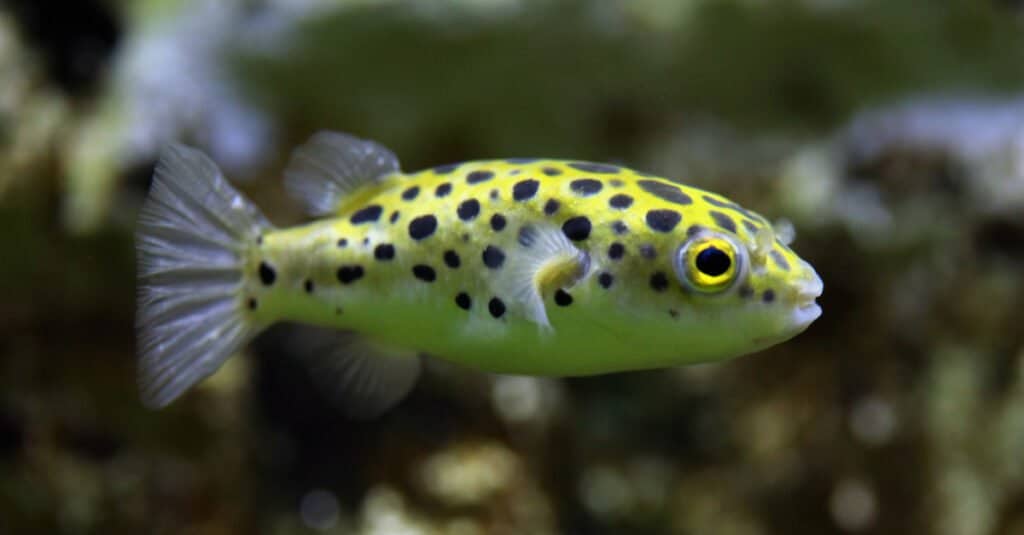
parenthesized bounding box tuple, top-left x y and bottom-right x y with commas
(434, 163, 459, 174)
(513, 179, 540, 201)
(598, 272, 614, 288)
(488, 297, 506, 318)
(490, 213, 507, 231)
(554, 289, 573, 306)
(646, 209, 682, 232)
(608, 194, 633, 209)
(402, 186, 420, 201)
(562, 216, 592, 241)
(435, 183, 453, 197)
(457, 198, 481, 221)
(763, 289, 775, 303)
(256, 235, 264, 245)
(542, 167, 562, 176)
(709, 210, 737, 234)
(696, 247, 731, 276)
(362, 237, 370, 246)
(444, 250, 461, 268)
(409, 215, 438, 240)
(374, 243, 395, 260)
(543, 198, 560, 215)
(337, 265, 364, 284)
(455, 292, 472, 310)
(258, 261, 276, 285)
(304, 279, 314, 293)
(668, 309, 679, 318)
(510, 170, 521, 176)
(739, 285, 754, 299)
(650, 272, 669, 292)
(507, 158, 537, 163)
(247, 297, 258, 310)
(637, 180, 693, 205)
(771, 250, 791, 271)
(639, 244, 657, 259)
(482, 245, 506, 269)
(686, 225, 703, 237)
(702, 194, 734, 209)
(466, 170, 494, 184)
(609, 179, 624, 188)
(608, 242, 625, 259)
(350, 204, 383, 224)
(570, 178, 603, 196)
(461, 233, 471, 242)
(611, 221, 629, 235)
(389, 211, 400, 224)
(569, 162, 620, 174)
(490, 189, 499, 200)
(742, 219, 760, 234)
(412, 265, 437, 282)
(337, 238, 348, 248)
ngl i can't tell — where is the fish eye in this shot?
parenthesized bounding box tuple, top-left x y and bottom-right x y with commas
(675, 234, 742, 293)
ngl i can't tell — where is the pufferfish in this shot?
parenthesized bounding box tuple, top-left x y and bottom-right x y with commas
(136, 131, 823, 414)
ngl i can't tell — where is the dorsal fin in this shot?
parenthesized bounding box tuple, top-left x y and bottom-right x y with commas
(283, 131, 401, 216)
(495, 224, 591, 329)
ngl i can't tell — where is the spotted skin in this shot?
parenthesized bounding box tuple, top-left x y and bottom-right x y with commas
(251, 158, 818, 376)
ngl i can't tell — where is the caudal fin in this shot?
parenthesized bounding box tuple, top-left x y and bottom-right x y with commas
(135, 144, 272, 408)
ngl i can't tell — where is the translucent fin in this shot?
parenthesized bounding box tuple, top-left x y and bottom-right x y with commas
(287, 326, 422, 418)
(496, 224, 591, 329)
(283, 131, 401, 216)
(136, 144, 272, 408)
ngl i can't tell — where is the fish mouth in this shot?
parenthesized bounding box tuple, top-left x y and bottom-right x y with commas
(790, 272, 824, 329)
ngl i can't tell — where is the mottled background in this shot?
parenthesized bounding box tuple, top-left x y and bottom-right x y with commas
(3, 0, 1024, 533)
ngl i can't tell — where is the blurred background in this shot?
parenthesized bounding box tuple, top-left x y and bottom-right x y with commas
(3, 0, 1024, 533)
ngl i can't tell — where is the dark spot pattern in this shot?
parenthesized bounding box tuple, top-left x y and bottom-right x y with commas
(402, 186, 420, 201)
(608, 194, 633, 209)
(466, 170, 494, 184)
(506, 158, 537, 163)
(374, 243, 395, 260)
(554, 289, 573, 306)
(304, 279, 314, 293)
(257, 235, 263, 245)
(709, 210, 737, 234)
(639, 244, 657, 259)
(337, 238, 348, 248)
(512, 179, 540, 201)
(598, 272, 614, 288)
(258, 262, 276, 285)
(702, 194, 734, 209)
(542, 167, 562, 176)
(435, 183, 452, 198)
(612, 221, 629, 235)
(668, 309, 679, 318)
(434, 164, 459, 174)
(413, 265, 436, 282)
(455, 292, 472, 310)
(646, 209, 682, 232)
(490, 189, 499, 200)
(608, 242, 625, 260)
(562, 216, 592, 241)
(686, 225, 703, 237)
(409, 215, 438, 240)
(570, 179, 603, 196)
(609, 179, 624, 188)
(739, 285, 754, 299)
(637, 180, 693, 205)
(650, 272, 669, 292)
(457, 199, 481, 221)
(488, 297, 506, 318)
(743, 219, 760, 234)
(770, 250, 791, 271)
(337, 265, 364, 284)
(543, 199, 560, 215)
(763, 289, 775, 303)
(517, 226, 534, 247)
(248, 298, 258, 310)
(569, 162, 619, 174)
(482, 245, 506, 269)
(490, 214, 507, 231)
(389, 211, 400, 224)
(444, 250, 461, 268)
(362, 237, 370, 246)
(350, 204, 383, 224)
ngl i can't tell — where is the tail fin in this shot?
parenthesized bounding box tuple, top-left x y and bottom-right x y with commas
(135, 144, 272, 408)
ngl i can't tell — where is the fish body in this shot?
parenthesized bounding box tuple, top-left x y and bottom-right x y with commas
(136, 132, 822, 412)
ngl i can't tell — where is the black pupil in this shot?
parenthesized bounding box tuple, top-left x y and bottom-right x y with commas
(695, 247, 731, 276)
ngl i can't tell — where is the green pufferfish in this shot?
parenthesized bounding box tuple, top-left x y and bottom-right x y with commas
(136, 131, 822, 414)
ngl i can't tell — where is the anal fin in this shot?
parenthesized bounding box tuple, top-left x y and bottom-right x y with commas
(496, 224, 590, 329)
(286, 325, 421, 418)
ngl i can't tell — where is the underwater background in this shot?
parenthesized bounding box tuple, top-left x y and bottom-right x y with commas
(3, 0, 1024, 533)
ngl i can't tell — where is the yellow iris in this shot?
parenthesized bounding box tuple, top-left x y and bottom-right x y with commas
(683, 237, 739, 293)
